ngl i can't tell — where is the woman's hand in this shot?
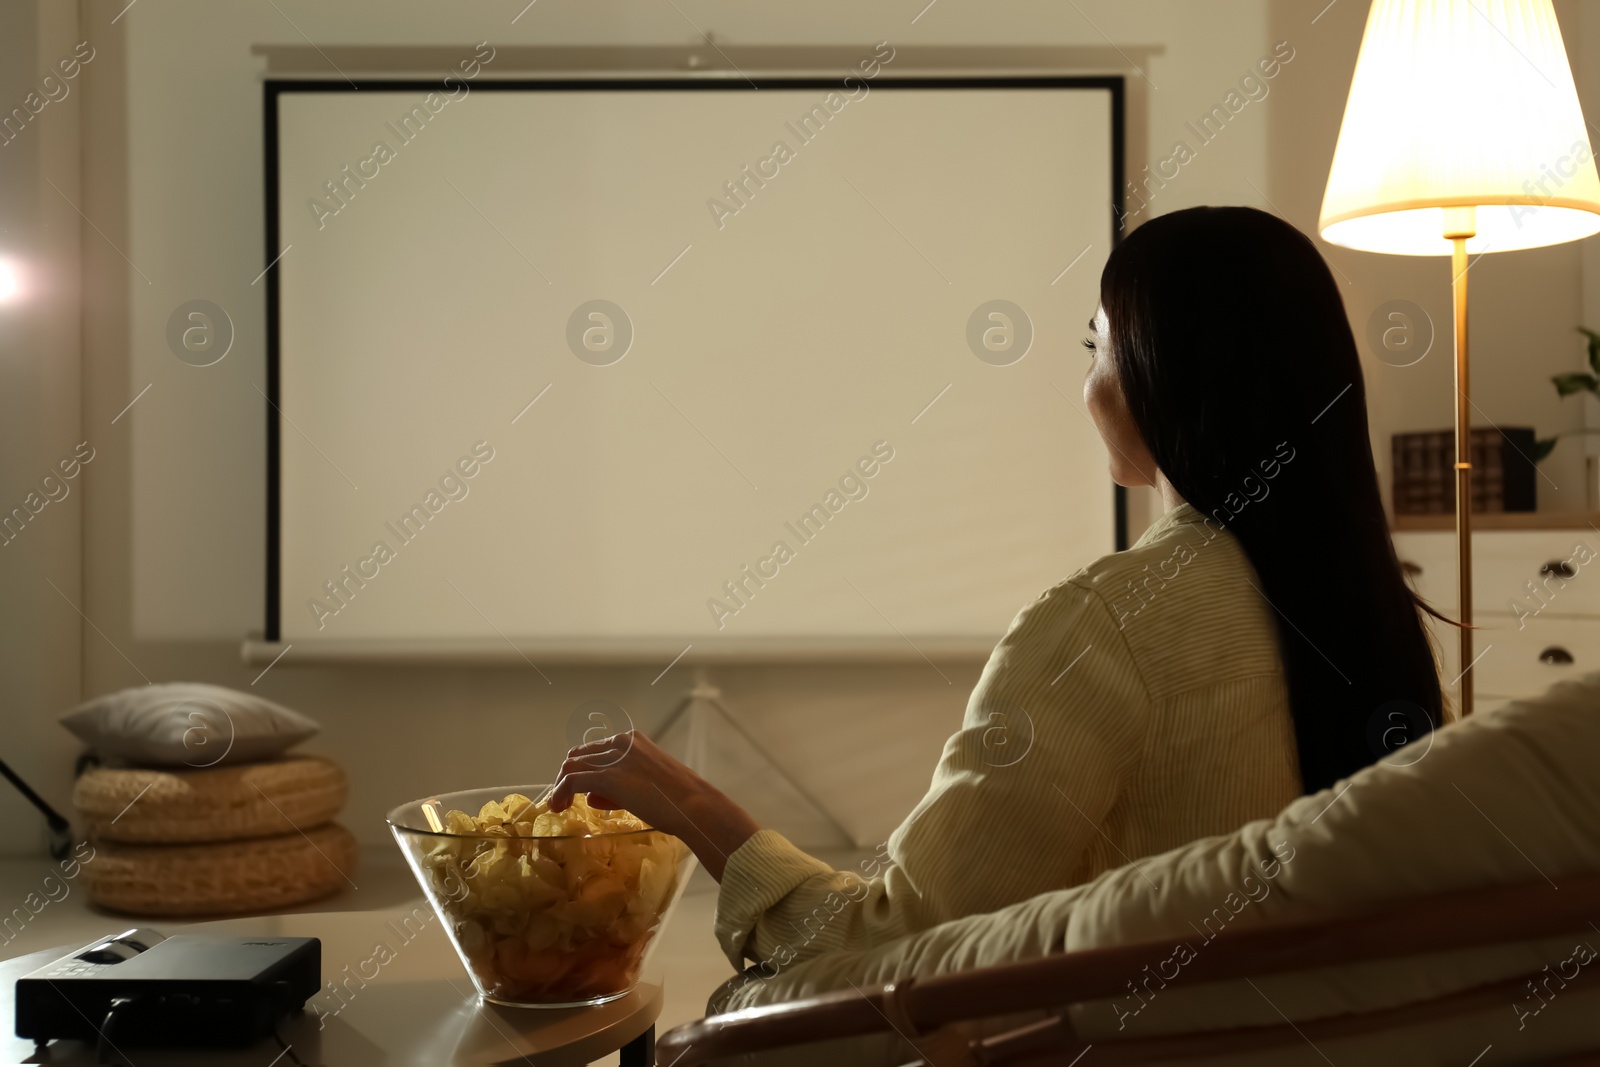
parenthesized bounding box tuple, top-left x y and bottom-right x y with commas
(549, 730, 760, 881)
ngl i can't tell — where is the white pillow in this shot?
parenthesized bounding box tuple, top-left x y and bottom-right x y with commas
(61, 683, 320, 767)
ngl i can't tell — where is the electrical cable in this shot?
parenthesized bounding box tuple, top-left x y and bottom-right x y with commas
(95, 995, 137, 1065)
(0, 758, 73, 860)
(273, 1023, 310, 1067)
(270, 981, 311, 1067)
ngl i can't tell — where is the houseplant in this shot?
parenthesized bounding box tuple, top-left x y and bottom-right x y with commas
(1532, 327, 1600, 462)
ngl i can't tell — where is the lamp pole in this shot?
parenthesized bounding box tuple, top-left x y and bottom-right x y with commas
(1445, 207, 1475, 719)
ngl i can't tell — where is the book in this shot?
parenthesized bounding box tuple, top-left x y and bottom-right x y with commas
(1391, 428, 1537, 515)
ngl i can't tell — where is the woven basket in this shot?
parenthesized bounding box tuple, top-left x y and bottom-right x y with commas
(73, 757, 347, 844)
(83, 823, 358, 916)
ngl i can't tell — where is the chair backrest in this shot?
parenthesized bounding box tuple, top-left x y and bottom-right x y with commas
(658, 873, 1600, 1066)
(662, 673, 1600, 1064)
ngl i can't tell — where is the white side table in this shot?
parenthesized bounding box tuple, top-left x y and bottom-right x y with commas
(1, 903, 660, 1066)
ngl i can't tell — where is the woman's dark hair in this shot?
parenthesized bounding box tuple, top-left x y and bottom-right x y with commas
(1100, 205, 1443, 794)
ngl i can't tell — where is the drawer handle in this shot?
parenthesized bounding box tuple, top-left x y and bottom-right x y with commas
(1400, 561, 1422, 579)
(1541, 560, 1577, 580)
(1539, 646, 1575, 666)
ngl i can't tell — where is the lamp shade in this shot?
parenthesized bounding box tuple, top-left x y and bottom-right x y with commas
(1319, 0, 1600, 256)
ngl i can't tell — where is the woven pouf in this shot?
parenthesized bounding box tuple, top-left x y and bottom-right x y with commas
(83, 823, 358, 916)
(73, 757, 347, 844)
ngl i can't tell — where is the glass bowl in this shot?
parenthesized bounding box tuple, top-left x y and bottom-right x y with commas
(387, 785, 696, 1008)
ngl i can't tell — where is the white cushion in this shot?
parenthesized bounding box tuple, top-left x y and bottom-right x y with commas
(60, 682, 319, 767)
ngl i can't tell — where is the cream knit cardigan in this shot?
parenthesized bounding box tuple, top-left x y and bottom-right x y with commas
(714, 503, 1303, 976)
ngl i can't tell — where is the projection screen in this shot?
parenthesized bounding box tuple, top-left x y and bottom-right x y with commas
(264, 74, 1123, 660)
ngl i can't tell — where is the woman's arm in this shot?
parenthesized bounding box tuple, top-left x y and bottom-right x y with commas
(552, 580, 1151, 974)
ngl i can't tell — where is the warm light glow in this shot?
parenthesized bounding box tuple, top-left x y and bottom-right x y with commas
(1319, 0, 1600, 256)
(0, 256, 21, 303)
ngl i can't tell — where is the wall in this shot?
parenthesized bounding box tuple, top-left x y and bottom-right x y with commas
(0, 0, 83, 854)
(1579, 0, 1600, 461)
(7, 0, 1585, 856)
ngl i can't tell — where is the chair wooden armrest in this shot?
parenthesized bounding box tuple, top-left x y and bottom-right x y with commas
(658, 873, 1600, 1066)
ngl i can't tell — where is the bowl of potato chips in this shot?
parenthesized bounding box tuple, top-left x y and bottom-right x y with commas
(388, 786, 694, 1008)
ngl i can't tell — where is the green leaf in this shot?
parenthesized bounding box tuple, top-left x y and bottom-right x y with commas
(1551, 372, 1600, 398)
(1581, 326, 1600, 376)
(1533, 436, 1560, 463)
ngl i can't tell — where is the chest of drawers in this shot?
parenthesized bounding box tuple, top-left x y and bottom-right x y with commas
(1391, 528, 1600, 714)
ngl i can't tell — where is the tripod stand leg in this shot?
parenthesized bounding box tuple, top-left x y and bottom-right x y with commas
(647, 685, 857, 850)
(700, 695, 856, 848)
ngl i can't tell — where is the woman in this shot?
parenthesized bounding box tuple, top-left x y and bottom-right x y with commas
(549, 205, 1444, 979)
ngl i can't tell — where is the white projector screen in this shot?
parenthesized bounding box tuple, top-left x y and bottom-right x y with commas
(266, 76, 1121, 660)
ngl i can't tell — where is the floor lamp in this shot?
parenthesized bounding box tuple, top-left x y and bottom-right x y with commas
(1318, 0, 1600, 717)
